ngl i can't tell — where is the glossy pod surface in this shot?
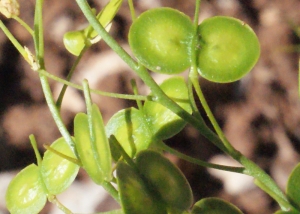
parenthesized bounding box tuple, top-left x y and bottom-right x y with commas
(197, 16, 260, 83)
(6, 164, 47, 214)
(129, 7, 194, 74)
(41, 137, 79, 195)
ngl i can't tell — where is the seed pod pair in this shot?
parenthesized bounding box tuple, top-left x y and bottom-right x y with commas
(6, 138, 79, 214)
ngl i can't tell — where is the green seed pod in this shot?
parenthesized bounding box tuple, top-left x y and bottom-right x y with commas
(106, 107, 152, 158)
(197, 16, 260, 83)
(6, 164, 47, 214)
(129, 7, 194, 74)
(136, 150, 193, 211)
(191, 197, 243, 214)
(116, 161, 167, 214)
(41, 137, 80, 195)
(143, 76, 192, 140)
(63, 0, 123, 56)
(63, 30, 87, 56)
(74, 104, 112, 184)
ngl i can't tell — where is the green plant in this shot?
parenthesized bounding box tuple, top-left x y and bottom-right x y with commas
(1, 0, 300, 213)
(197, 16, 260, 83)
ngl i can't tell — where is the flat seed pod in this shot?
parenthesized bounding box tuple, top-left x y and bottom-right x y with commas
(6, 164, 47, 214)
(106, 107, 152, 158)
(197, 16, 260, 83)
(129, 7, 194, 74)
(91, 104, 112, 181)
(191, 197, 243, 214)
(41, 137, 79, 195)
(74, 113, 104, 184)
(116, 161, 167, 214)
(143, 76, 192, 140)
(136, 150, 193, 211)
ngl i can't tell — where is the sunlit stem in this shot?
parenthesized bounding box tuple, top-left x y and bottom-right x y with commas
(34, 0, 78, 157)
(43, 144, 82, 166)
(56, 46, 88, 110)
(13, 15, 34, 36)
(0, 20, 28, 62)
(131, 79, 143, 110)
(158, 141, 245, 174)
(48, 195, 73, 214)
(128, 0, 136, 21)
(29, 134, 42, 166)
(37, 69, 149, 101)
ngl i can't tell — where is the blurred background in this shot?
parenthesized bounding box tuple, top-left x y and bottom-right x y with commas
(0, 0, 299, 213)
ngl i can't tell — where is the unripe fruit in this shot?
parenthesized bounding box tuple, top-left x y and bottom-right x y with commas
(197, 16, 260, 83)
(129, 7, 194, 74)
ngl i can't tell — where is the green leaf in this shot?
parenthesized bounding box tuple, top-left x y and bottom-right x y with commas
(286, 163, 300, 211)
(6, 164, 47, 214)
(191, 197, 243, 214)
(136, 150, 193, 211)
(143, 76, 192, 140)
(106, 107, 152, 158)
(116, 161, 167, 214)
(41, 137, 80, 195)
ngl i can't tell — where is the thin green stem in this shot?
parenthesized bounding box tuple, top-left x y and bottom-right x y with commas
(158, 141, 245, 174)
(191, 77, 237, 155)
(0, 20, 28, 62)
(128, 0, 136, 21)
(13, 15, 34, 36)
(29, 134, 42, 166)
(43, 144, 82, 166)
(187, 62, 205, 123)
(241, 156, 289, 210)
(33, 0, 77, 156)
(39, 76, 78, 156)
(48, 195, 73, 214)
(254, 179, 294, 211)
(37, 69, 148, 101)
(33, 0, 44, 67)
(101, 181, 120, 203)
(56, 46, 87, 110)
(131, 79, 143, 110)
(193, 0, 201, 27)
